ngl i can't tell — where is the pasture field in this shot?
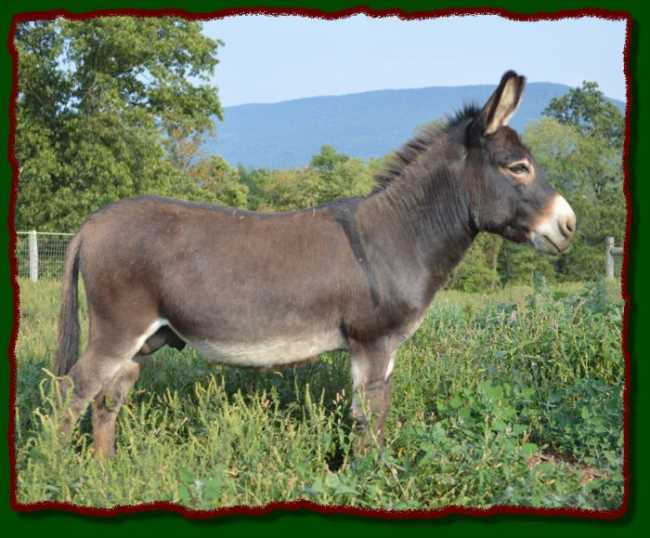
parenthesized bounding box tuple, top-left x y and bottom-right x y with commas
(13, 277, 625, 511)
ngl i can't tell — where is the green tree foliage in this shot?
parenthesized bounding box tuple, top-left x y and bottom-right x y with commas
(254, 168, 322, 212)
(238, 145, 377, 212)
(15, 18, 223, 231)
(543, 81, 624, 147)
(309, 145, 375, 203)
(447, 234, 503, 292)
(497, 241, 558, 285)
(188, 156, 248, 209)
(237, 166, 275, 211)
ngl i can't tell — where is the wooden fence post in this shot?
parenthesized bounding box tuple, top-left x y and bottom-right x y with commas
(605, 236, 624, 280)
(28, 229, 38, 282)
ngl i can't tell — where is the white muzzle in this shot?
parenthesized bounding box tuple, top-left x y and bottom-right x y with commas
(529, 193, 576, 254)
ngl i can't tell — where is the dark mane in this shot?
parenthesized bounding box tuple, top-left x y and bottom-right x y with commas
(449, 103, 481, 128)
(372, 103, 480, 192)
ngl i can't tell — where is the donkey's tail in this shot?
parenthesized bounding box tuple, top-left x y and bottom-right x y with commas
(55, 233, 82, 376)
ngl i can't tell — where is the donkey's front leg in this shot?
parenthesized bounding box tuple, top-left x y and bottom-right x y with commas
(349, 342, 396, 453)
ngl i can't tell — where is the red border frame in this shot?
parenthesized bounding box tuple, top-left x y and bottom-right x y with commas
(7, 6, 633, 521)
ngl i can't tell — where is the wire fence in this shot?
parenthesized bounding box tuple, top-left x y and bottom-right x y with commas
(16, 231, 74, 281)
(14, 231, 624, 283)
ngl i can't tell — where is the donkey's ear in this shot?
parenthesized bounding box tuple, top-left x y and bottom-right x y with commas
(479, 71, 526, 135)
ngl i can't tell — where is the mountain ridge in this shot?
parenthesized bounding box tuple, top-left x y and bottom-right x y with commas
(203, 82, 624, 169)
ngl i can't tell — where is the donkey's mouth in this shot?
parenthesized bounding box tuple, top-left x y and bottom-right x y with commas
(530, 231, 569, 255)
(542, 235, 563, 254)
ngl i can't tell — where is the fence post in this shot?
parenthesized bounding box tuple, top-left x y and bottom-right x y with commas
(605, 236, 615, 280)
(28, 230, 39, 282)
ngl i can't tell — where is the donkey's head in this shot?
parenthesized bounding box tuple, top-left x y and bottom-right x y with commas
(462, 71, 576, 254)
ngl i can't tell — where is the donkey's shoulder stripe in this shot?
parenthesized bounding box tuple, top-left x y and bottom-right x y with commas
(331, 200, 380, 307)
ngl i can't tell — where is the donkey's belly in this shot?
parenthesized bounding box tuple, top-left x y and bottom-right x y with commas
(187, 331, 347, 367)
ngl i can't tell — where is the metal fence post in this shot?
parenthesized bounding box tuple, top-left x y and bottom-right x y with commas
(28, 229, 38, 282)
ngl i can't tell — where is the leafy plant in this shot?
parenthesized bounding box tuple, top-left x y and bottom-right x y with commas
(15, 279, 624, 510)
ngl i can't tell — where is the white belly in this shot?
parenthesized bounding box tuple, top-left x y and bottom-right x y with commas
(187, 331, 347, 367)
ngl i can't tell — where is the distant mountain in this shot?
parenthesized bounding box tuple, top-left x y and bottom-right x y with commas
(203, 83, 624, 170)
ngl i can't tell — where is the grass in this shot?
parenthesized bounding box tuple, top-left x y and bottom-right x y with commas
(13, 277, 625, 511)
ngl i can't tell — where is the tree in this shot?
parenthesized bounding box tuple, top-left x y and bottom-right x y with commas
(497, 240, 557, 285)
(188, 156, 248, 209)
(543, 80, 624, 148)
(255, 168, 322, 212)
(15, 18, 223, 231)
(447, 234, 504, 292)
(237, 165, 275, 211)
(542, 82, 626, 283)
(310, 145, 375, 204)
(310, 144, 349, 176)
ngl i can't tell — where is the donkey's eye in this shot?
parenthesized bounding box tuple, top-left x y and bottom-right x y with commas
(508, 163, 529, 175)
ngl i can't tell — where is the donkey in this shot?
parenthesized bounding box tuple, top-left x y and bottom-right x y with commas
(55, 71, 576, 457)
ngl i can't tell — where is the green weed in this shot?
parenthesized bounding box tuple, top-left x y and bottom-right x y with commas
(14, 278, 624, 510)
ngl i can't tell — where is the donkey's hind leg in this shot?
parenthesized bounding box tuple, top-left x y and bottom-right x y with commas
(60, 321, 161, 449)
(60, 344, 124, 440)
(92, 358, 142, 458)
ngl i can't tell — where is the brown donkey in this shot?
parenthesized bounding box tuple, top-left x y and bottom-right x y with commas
(55, 71, 576, 457)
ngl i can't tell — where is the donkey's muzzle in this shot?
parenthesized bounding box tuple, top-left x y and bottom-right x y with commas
(529, 194, 576, 254)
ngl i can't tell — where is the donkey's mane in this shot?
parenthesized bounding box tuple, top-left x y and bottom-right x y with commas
(372, 103, 480, 192)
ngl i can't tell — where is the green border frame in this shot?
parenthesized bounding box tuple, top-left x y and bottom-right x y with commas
(2, 1, 645, 534)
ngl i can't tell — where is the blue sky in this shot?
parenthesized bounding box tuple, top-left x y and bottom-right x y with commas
(202, 15, 626, 107)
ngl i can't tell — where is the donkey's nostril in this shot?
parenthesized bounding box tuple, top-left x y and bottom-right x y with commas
(560, 214, 576, 238)
(567, 214, 576, 232)
(569, 213, 576, 232)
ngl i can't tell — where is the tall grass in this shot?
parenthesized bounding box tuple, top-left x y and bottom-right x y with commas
(14, 278, 624, 510)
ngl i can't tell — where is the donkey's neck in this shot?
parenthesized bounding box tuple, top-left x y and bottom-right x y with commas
(357, 166, 477, 302)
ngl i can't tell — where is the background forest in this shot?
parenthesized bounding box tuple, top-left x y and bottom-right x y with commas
(14, 18, 626, 290)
